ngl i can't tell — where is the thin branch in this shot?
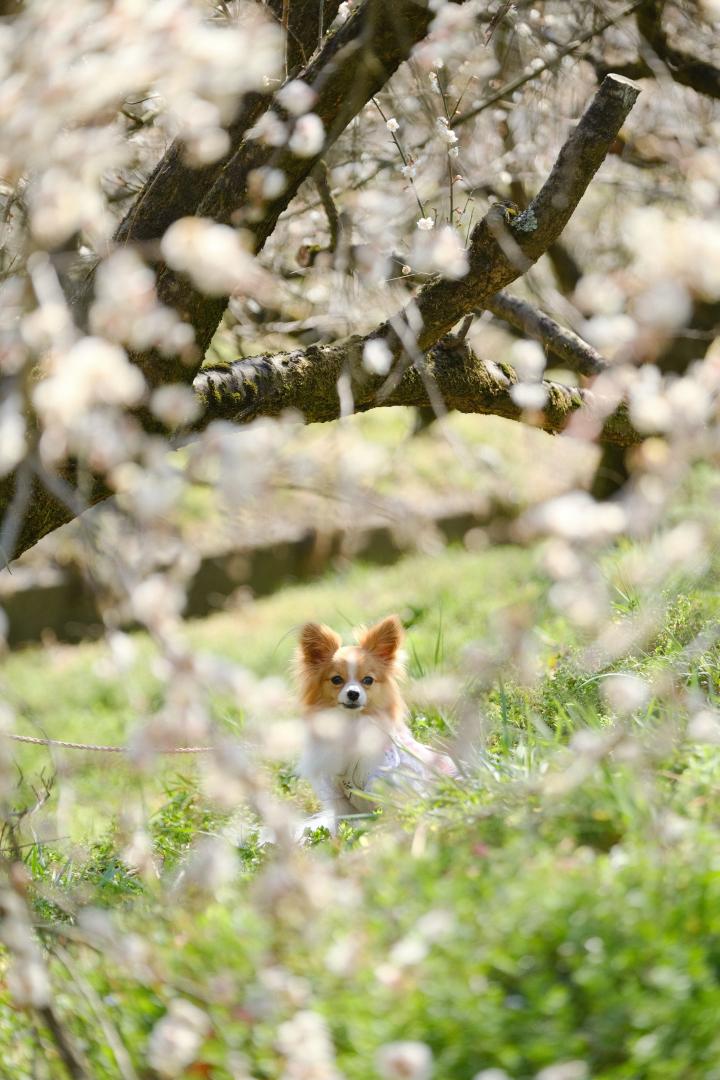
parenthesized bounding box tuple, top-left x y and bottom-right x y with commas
(405, 74, 641, 351)
(452, 0, 645, 129)
(485, 292, 607, 377)
(637, 0, 720, 99)
(312, 160, 340, 251)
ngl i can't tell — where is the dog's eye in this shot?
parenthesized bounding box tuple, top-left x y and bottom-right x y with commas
(362, 676, 374, 686)
(330, 675, 343, 685)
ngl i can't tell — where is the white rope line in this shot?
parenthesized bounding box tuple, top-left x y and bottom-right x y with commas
(3, 732, 212, 754)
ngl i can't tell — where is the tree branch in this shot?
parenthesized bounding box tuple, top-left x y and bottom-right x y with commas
(1, 72, 641, 560)
(637, 0, 720, 99)
(485, 292, 608, 377)
(195, 336, 640, 445)
(399, 74, 641, 352)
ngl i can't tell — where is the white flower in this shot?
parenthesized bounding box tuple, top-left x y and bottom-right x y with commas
(601, 673, 651, 716)
(147, 1000, 210, 1078)
(510, 339, 546, 381)
(416, 216, 435, 231)
(400, 163, 417, 179)
(386, 117, 400, 133)
(289, 113, 325, 157)
(34, 338, 145, 426)
(435, 116, 458, 146)
(151, 384, 201, 427)
(510, 382, 548, 410)
(363, 338, 393, 375)
(161, 218, 265, 297)
(277, 79, 317, 116)
(0, 394, 26, 477)
(411, 224, 468, 279)
(376, 1041, 433, 1080)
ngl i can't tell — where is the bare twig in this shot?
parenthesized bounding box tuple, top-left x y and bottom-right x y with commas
(452, 0, 645, 129)
(485, 292, 608, 377)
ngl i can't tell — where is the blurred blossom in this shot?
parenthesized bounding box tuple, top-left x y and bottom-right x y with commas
(248, 110, 288, 147)
(28, 166, 108, 246)
(633, 280, 691, 331)
(151, 383, 202, 427)
(180, 836, 237, 894)
(147, 999, 211, 1078)
(161, 218, 270, 297)
(130, 574, 185, 627)
(289, 114, 325, 158)
(363, 338, 393, 375)
(33, 337, 145, 429)
(583, 314, 637, 355)
(276, 1010, 342, 1079)
(526, 492, 627, 543)
(601, 673, 651, 716)
(91, 249, 194, 356)
(626, 209, 720, 300)
(248, 166, 287, 202)
(536, 1064, 588, 1080)
(277, 80, 317, 117)
(511, 382, 548, 410)
(390, 935, 428, 967)
(0, 393, 26, 476)
(473, 1072, 511, 1080)
(415, 1, 483, 68)
(510, 340, 546, 381)
(687, 710, 720, 744)
(416, 217, 435, 231)
(376, 1041, 433, 1080)
(411, 225, 468, 278)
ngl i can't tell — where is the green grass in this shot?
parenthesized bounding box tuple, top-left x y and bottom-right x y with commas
(3, 514, 720, 1077)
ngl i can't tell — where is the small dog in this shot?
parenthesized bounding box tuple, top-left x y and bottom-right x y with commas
(295, 614, 456, 833)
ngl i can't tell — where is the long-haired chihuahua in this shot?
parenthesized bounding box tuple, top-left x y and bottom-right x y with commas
(295, 614, 456, 832)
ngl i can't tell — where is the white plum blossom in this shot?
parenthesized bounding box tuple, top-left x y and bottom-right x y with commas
(411, 224, 468, 278)
(147, 1000, 210, 1078)
(0, 394, 26, 476)
(511, 381, 549, 410)
(277, 79, 317, 116)
(289, 113, 325, 157)
(33, 338, 145, 426)
(363, 338, 393, 375)
(161, 218, 267, 297)
(435, 116, 458, 147)
(510, 339, 546, 381)
(386, 117, 400, 133)
(151, 384, 202, 427)
(601, 673, 651, 716)
(376, 1041, 434, 1080)
(417, 216, 435, 231)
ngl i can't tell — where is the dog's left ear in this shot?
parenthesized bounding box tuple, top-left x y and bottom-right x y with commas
(359, 614, 404, 662)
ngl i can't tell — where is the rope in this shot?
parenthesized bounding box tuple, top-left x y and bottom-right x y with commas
(3, 732, 212, 754)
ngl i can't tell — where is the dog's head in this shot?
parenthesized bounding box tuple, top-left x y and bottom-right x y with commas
(296, 615, 404, 716)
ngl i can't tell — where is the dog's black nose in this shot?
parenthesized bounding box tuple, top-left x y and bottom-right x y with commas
(346, 689, 360, 702)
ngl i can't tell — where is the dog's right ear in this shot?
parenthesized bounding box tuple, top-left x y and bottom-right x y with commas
(299, 623, 342, 665)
